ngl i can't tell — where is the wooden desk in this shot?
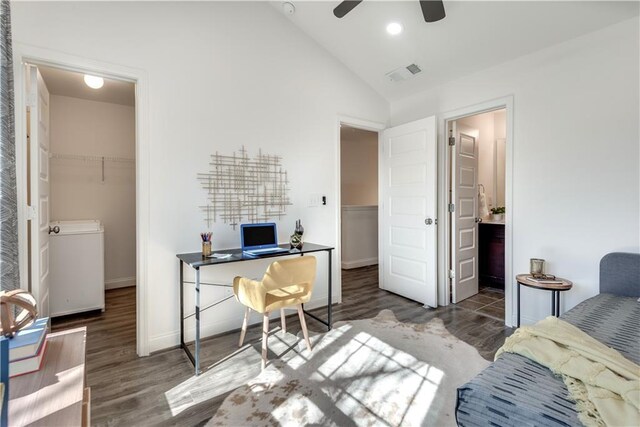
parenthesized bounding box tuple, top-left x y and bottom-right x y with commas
(177, 243, 334, 375)
(9, 327, 89, 427)
(516, 274, 573, 327)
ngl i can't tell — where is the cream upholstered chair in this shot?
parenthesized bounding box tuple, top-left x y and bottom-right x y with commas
(233, 256, 317, 369)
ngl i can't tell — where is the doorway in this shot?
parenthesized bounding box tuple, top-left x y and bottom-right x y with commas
(24, 63, 138, 345)
(446, 108, 508, 322)
(340, 125, 379, 282)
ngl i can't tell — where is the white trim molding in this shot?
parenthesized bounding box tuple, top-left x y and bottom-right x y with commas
(438, 95, 515, 327)
(342, 258, 378, 270)
(105, 276, 136, 290)
(340, 205, 378, 270)
(13, 43, 151, 356)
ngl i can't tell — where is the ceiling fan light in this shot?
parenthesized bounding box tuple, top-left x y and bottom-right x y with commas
(84, 75, 104, 89)
(386, 22, 403, 35)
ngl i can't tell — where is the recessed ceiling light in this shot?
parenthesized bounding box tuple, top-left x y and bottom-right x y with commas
(84, 75, 104, 89)
(386, 22, 403, 36)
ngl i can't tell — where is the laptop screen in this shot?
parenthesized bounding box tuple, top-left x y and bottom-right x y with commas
(241, 223, 278, 250)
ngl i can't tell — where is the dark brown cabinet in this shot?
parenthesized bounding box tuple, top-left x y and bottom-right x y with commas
(479, 223, 505, 288)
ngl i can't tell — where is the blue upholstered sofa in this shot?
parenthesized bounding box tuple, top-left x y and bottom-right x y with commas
(456, 252, 640, 426)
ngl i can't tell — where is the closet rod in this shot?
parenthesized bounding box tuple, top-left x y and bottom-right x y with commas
(49, 152, 135, 163)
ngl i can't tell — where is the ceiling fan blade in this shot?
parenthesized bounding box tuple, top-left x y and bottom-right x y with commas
(419, 0, 446, 22)
(333, 1, 363, 18)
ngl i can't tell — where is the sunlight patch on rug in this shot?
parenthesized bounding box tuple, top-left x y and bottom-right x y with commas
(164, 328, 301, 416)
(208, 310, 489, 426)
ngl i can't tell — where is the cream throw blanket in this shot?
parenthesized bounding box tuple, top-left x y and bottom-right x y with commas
(496, 316, 640, 427)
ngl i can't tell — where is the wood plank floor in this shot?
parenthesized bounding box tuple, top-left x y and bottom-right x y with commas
(458, 285, 505, 321)
(52, 265, 513, 426)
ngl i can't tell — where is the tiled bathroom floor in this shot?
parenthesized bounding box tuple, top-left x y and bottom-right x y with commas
(456, 286, 505, 321)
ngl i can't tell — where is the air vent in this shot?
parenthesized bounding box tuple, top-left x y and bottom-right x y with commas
(406, 63, 422, 75)
(385, 63, 422, 82)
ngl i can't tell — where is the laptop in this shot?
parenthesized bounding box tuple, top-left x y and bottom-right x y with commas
(241, 223, 289, 256)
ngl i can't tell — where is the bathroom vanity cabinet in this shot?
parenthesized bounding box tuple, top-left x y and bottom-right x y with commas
(479, 222, 505, 288)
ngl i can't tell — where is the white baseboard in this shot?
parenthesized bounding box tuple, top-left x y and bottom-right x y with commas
(148, 295, 340, 353)
(341, 257, 378, 269)
(105, 276, 136, 290)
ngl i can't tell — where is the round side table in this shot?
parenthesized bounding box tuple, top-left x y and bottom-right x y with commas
(515, 274, 573, 327)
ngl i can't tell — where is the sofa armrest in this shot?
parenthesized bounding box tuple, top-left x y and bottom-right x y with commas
(600, 252, 640, 297)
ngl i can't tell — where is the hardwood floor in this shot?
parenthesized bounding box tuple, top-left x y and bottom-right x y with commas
(52, 265, 513, 426)
(457, 285, 505, 321)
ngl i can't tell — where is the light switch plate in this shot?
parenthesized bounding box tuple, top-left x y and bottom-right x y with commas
(308, 194, 322, 207)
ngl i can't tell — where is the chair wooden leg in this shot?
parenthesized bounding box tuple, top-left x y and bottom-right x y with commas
(239, 307, 250, 348)
(280, 309, 286, 334)
(262, 312, 270, 370)
(297, 305, 312, 352)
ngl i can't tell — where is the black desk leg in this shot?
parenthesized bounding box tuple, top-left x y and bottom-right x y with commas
(551, 291, 556, 317)
(517, 282, 521, 327)
(301, 249, 333, 331)
(327, 249, 332, 330)
(555, 291, 561, 317)
(179, 260, 197, 368)
(195, 267, 201, 376)
(180, 260, 185, 351)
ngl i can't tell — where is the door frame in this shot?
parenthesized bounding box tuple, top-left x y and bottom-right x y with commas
(335, 115, 385, 300)
(13, 44, 151, 356)
(438, 96, 515, 326)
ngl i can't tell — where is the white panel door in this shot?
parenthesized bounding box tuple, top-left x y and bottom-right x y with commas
(27, 65, 51, 317)
(380, 116, 437, 307)
(451, 123, 479, 303)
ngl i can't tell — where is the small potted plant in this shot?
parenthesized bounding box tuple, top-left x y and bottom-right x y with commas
(490, 207, 505, 221)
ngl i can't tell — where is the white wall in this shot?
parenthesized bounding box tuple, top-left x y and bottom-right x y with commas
(340, 128, 378, 205)
(50, 95, 136, 288)
(391, 18, 640, 324)
(12, 2, 389, 351)
(457, 111, 497, 213)
(341, 206, 378, 269)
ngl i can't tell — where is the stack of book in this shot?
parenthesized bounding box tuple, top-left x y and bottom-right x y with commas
(8, 318, 49, 377)
(527, 275, 563, 284)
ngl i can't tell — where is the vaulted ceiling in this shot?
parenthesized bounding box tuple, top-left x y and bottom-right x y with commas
(273, 1, 639, 101)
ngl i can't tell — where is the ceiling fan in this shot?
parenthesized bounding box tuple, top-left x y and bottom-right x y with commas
(333, 0, 446, 23)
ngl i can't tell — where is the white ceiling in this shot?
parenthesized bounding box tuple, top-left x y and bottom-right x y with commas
(274, 1, 639, 101)
(39, 65, 135, 106)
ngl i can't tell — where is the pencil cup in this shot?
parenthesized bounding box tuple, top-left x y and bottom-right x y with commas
(202, 241, 212, 257)
(530, 258, 545, 276)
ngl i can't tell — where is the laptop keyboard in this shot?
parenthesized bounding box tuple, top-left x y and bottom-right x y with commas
(245, 247, 288, 255)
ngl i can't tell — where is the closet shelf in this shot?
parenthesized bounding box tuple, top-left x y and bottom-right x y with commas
(49, 152, 135, 163)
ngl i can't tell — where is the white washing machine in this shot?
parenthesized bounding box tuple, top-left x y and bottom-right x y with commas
(49, 220, 105, 317)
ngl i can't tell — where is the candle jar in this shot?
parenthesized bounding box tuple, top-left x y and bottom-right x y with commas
(202, 241, 212, 257)
(530, 258, 545, 276)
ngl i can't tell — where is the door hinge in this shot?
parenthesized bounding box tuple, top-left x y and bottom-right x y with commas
(27, 93, 37, 108)
(448, 203, 455, 213)
(449, 269, 455, 279)
(26, 205, 36, 220)
(448, 136, 456, 146)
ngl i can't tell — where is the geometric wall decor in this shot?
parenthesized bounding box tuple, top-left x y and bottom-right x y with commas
(197, 146, 291, 229)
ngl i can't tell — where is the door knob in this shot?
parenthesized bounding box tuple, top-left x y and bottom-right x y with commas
(475, 217, 483, 223)
(49, 225, 60, 234)
(425, 218, 433, 225)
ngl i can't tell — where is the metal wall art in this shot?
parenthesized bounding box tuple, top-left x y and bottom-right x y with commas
(198, 146, 291, 229)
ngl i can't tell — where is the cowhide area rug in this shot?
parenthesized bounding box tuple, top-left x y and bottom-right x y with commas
(207, 310, 489, 426)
